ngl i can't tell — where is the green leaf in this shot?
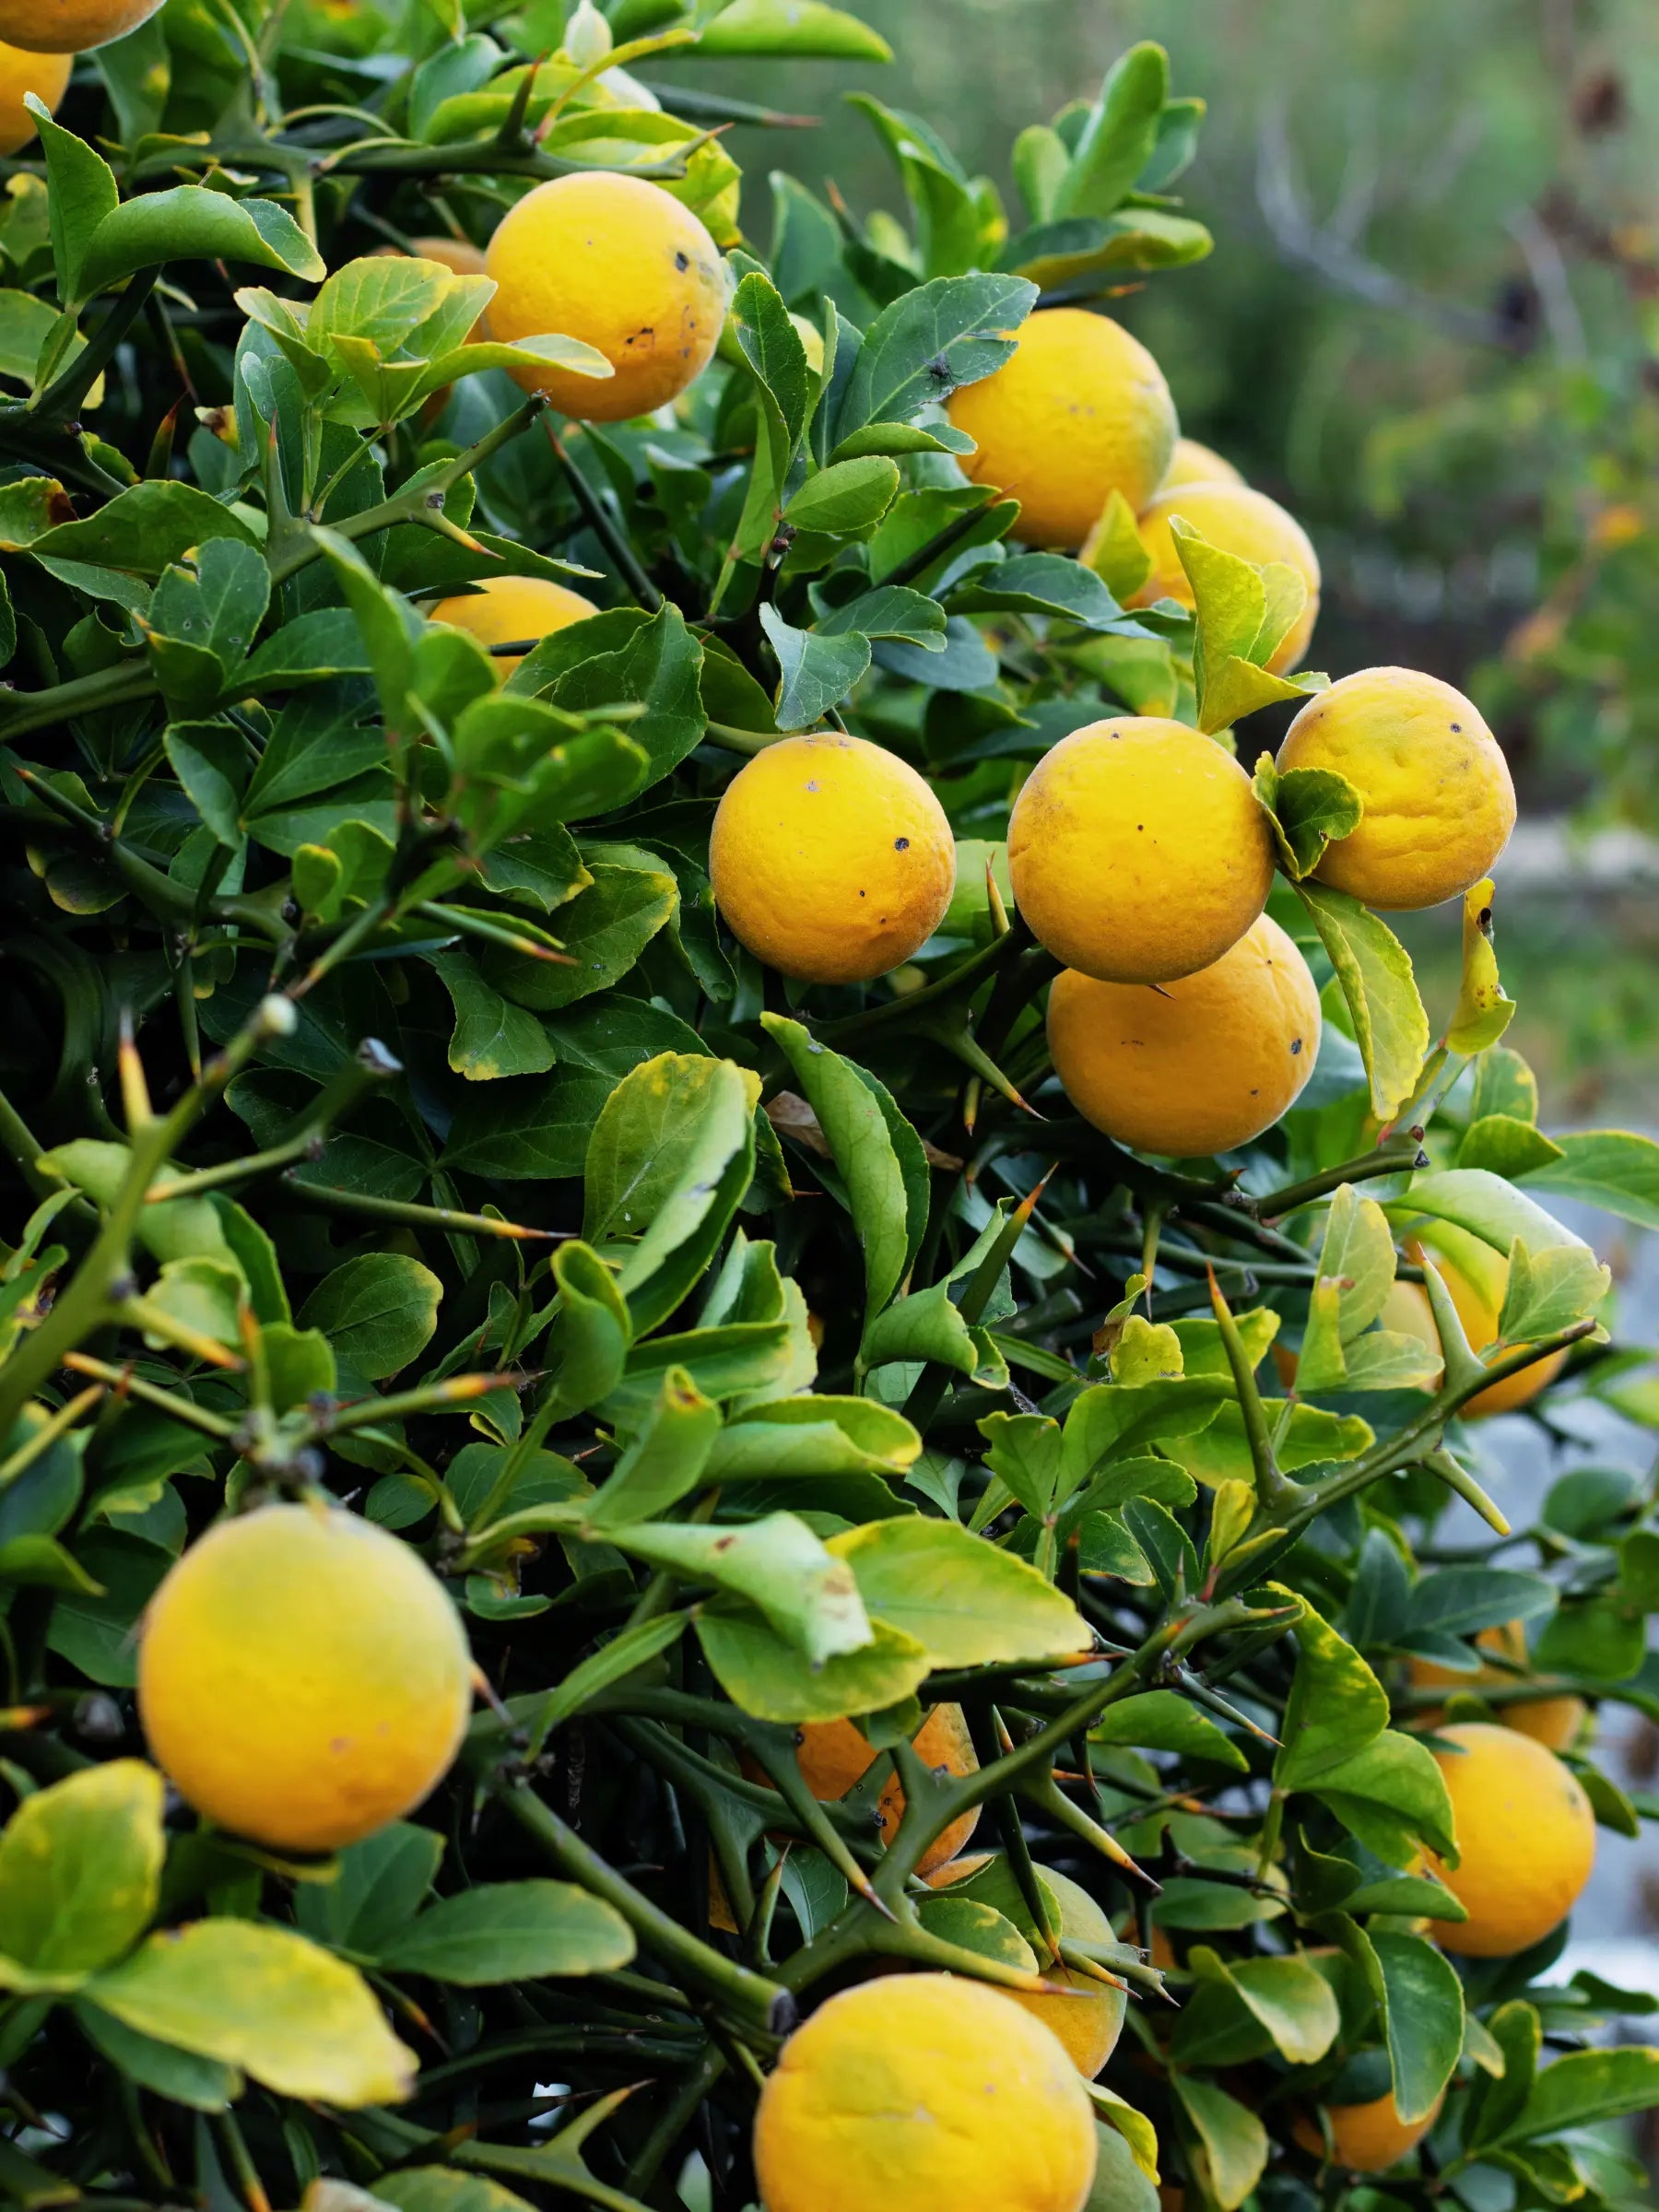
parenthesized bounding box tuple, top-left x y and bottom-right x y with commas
(949, 551, 1126, 629)
(837, 272, 1038, 440)
(482, 863, 677, 1013)
(429, 950, 556, 1083)
(29, 102, 118, 304)
(696, 1606, 930, 1724)
(74, 2000, 241, 2112)
(1465, 2001, 1540, 2147)
(1394, 1169, 1586, 1258)
(1091, 1691, 1248, 1771)
(1055, 42, 1169, 218)
(1310, 1731, 1457, 1865)
(293, 1823, 444, 1957)
(442, 1071, 616, 1181)
(1457, 1114, 1564, 1178)
(30, 480, 260, 582)
(78, 188, 325, 300)
(1523, 1128, 1659, 1231)
(379, 1881, 634, 1984)
(162, 722, 247, 847)
(583, 1051, 758, 1295)
(1347, 1923, 1465, 2126)
(1274, 1601, 1388, 1791)
(1252, 755, 1363, 880)
(1496, 1239, 1610, 1341)
(513, 603, 706, 793)
(613, 1512, 871, 1666)
(87, 1921, 415, 2107)
(1171, 2072, 1268, 2212)
(0, 1759, 163, 1992)
(519, 1615, 688, 1748)
(1493, 2046, 1659, 2142)
(582, 1367, 720, 1530)
(542, 1241, 632, 1424)
(298, 1254, 442, 1381)
(692, 0, 893, 58)
(784, 457, 901, 535)
(1185, 1946, 1340, 2065)
(829, 1515, 1089, 1665)
(1296, 881, 1430, 1122)
(708, 1396, 921, 1480)
(759, 606, 871, 730)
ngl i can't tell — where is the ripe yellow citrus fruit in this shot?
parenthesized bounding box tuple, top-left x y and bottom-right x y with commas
(1161, 436, 1245, 490)
(1047, 913, 1321, 1157)
(1008, 717, 1274, 984)
(1407, 1621, 1586, 1753)
(407, 234, 488, 278)
(710, 735, 955, 984)
(427, 573, 597, 677)
(753, 1974, 1098, 2212)
(946, 307, 1177, 549)
(782, 1706, 981, 1876)
(1293, 2091, 1442, 2172)
(1424, 1721, 1595, 1957)
(1276, 667, 1517, 911)
(484, 171, 725, 421)
(1380, 1226, 1568, 1417)
(138, 1502, 473, 1854)
(1006, 1868, 1127, 2078)
(1133, 481, 1321, 673)
(0, 40, 70, 151)
(0, 0, 161, 48)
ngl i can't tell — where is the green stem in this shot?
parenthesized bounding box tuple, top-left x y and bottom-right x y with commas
(623, 2048, 727, 2199)
(546, 427, 663, 612)
(285, 1178, 564, 1242)
(35, 273, 159, 424)
(1254, 1140, 1427, 1220)
(0, 665, 159, 747)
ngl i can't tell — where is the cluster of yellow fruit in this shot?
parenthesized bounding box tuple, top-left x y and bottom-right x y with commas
(0, 0, 171, 155)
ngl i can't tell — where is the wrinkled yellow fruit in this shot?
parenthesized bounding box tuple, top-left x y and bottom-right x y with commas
(0, 0, 160, 48)
(1425, 1722, 1595, 1957)
(1293, 2091, 1443, 2173)
(1277, 667, 1516, 911)
(1407, 1621, 1586, 1752)
(1048, 914, 1321, 1157)
(710, 735, 956, 984)
(1005, 1869, 1127, 2078)
(946, 307, 1177, 549)
(1161, 436, 1245, 490)
(485, 171, 725, 421)
(753, 1975, 1098, 2212)
(790, 1706, 980, 1876)
(427, 573, 598, 678)
(138, 1503, 473, 1854)
(0, 39, 70, 151)
(1008, 717, 1274, 984)
(1133, 481, 1321, 673)
(1381, 1227, 1568, 1417)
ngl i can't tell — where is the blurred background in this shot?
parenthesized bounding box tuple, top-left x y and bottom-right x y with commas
(684, 0, 1659, 2082)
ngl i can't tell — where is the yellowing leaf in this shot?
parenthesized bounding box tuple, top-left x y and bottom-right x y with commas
(1446, 877, 1516, 1054)
(0, 1759, 164, 1992)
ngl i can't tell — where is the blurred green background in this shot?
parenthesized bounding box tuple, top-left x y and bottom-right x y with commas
(674, 0, 1659, 1123)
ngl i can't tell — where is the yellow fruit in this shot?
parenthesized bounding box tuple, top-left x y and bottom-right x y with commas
(1425, 1722, 1595, 1957)
(1276, 667, 1516, 911)
(1408, 1622, 1586, 1753)
(0, 0, 160, 49)
(1007, 716, 1274, 984)
(1047, 914, 1321, 1157)
(407, 234, 488, 278)
(1133, 481, 1321, 673)
(0, 40, 70, 151)
(946, 307, 1177, 549)
(1006, 1869, 1127, 2078)
(1161, 437, 1245, 490)
(790, 1706, 980, 1876)
(709, 735, 955, 985)
(1381, 1227, 1568, 1417)
(484, 171, 725, 421)
(138, 1503, 473, 1854)
(753, 1974, 1098, 2212)
(1293, 2091, 1442, 2173)
(427, 573, 598, 678)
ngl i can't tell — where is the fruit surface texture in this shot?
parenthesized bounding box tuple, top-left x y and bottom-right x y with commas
(0, 40, 70, 149)
(1005, 1868, 1128, 2077)
(1048, 913, 1321, 1155)
(752, 1974, 1098, 2212)
(0, 0, 162, 48)
(428, 573, 597, 677)
(1425, 1722, 1595, 1956)
(139, 1504, 473, 1853)
(1133, 480, 1321, 672)
(792, 1706, 980, 1875)
(710, 734, 956, 983)
(1008, 717, 1274, 983)
(1277, 666, 1516, 909)
(947, 307, 1177, 548)
(484, 171, 725, 419)
(1408, 1621, 1585, 1751)
(1294, 2091, 1443, 2172)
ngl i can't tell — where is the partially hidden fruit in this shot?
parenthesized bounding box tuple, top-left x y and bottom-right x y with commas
(947, 307, 1177, 549)
(1133, 480, 1321, 673)
(710, 734, 956, 984)
(0, 0, 162, 49)
(427, 573, 598, 678)
(1293, 2091, 1443, 2173)
(406, 234, 488, 278)
(1005, 1868, 1127, 2078)
(1008, 716, 1274, 984)
(1276, 667, 1516, 910)
(791, 1706, 979, 1876)
(1161, 436, 1245, 489)
(1425, 1721, 1595, 1956)
(753, 1974, 1098, 2212)
(1407, 1621, 1586, 1752)
(1047, 913, 1321, 1157)
(1380, 1223, 1567, 1417)
(0, 40, 71, 152)
(485, 171, 725, 420)
(138, 1502, 473, 1854)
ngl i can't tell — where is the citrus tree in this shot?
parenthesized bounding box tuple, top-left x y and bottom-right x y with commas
(1, 6, 1657, 2212)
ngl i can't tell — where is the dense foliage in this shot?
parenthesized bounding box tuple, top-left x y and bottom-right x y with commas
(1, 6, 1657, 2212)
